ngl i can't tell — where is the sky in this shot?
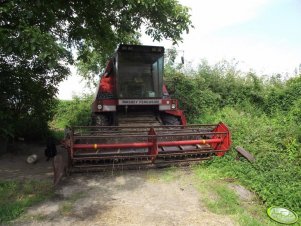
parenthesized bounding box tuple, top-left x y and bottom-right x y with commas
(58, 0, 301, 99)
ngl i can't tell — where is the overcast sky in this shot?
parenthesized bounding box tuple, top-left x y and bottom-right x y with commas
(58, 0, 301, 99)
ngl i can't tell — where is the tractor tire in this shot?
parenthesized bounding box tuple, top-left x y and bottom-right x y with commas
(161, 114, 181, 125)
(92, 114, 110, 126)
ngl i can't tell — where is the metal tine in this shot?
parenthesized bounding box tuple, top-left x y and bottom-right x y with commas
(74, 129, 217, 136)
(74, 126, 215, 133)
(73, 131, 227, 139)
(73, 124, 218, 129)
(75, 128, 209, 135)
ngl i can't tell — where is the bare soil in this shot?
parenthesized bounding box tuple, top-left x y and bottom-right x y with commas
(1, 143, 237, 226)
(0, 143, 54, 181)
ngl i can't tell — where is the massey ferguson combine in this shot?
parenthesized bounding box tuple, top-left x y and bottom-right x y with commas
(63, 44, 231, 171)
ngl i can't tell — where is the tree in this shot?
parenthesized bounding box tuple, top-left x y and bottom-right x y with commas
(0, 0, 192, 140)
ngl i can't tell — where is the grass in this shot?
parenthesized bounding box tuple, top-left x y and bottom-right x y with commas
(58, 192, 86, 216)
(0, 180, 54, 223)
(193, 164, 284, 226)
(146, 167, 180, 183)
(59, 202, 73, 216)
(146, 165, 284, 225)
(159, 166, 179, 182)
(49, 128, 65, 141)
(150, 165, 285, 225)
(196, 107, 301, 225)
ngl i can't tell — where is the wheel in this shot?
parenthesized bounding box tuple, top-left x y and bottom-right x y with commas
(92, 114, 109, 126)
(161, 114, 181, 125)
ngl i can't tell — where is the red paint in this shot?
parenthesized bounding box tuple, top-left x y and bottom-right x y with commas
(99, 60, 115, 93)
(73, 138, 224, 150)
(158, 138, 222, 147)
(73, 142, 152, 149)
(211, 122, 232, 156)
(100, 76, 114, 93)
(101, 99, 117, 105)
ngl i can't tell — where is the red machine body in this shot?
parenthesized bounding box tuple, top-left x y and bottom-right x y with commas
(63, 44, 231, 171)
(91, 44, 186, 126)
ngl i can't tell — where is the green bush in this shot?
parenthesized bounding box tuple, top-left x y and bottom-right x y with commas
(51, 95, 93, 129)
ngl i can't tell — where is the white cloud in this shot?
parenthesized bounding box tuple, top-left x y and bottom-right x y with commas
(183, 0, 270, 34)
(178, 0, 273, 69)
(193, 35, 300, 74)
(142, 0, 274, 68)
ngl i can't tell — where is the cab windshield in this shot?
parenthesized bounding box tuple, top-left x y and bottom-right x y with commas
(117, 51, 163, 98)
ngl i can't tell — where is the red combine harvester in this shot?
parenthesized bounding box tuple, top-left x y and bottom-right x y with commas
(63, 44, 231, 171)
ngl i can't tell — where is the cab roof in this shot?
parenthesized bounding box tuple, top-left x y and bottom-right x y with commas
(117, 44, 164, 54)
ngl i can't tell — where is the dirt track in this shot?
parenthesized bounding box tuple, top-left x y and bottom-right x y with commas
(0, 144, 236, 226)
(18, 170, 236, 226)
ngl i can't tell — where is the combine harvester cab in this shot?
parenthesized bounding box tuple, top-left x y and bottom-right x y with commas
(63, 44, 231, 171)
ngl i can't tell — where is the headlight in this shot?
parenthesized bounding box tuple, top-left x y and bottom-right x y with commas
(171, 103, 176, 109)
(97, 104, 102, 110)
